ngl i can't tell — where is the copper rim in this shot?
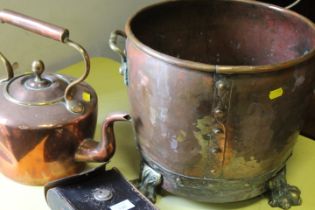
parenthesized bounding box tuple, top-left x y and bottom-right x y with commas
(125, 0, 315, 74)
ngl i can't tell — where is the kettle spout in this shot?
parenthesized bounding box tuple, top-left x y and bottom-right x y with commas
(75, 113, 130, 162)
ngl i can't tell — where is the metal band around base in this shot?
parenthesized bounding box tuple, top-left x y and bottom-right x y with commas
(142, 156, 286, 203)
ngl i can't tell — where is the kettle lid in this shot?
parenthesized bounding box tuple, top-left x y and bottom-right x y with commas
(5, 60, 69, 106)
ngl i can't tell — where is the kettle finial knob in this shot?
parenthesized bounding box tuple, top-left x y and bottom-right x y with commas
(32, 60, 45, 82)
(25, 60, 51, 89)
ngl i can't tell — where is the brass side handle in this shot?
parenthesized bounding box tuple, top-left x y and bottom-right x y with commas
(109, 30, 128, 85)
(286, 0, 301, 9)
(75, 113, 131, 162)
(109, 30, 127, 65)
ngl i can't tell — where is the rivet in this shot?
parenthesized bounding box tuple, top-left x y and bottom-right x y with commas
(203, 133, 211, 141)
(216, 81, 226, 90)
(176, 177, 184, 187)
(214, 108, 224, 118)
(212, 128, 223, 135)
(210, 147, 222, 154)
(93, 189, 113, 201)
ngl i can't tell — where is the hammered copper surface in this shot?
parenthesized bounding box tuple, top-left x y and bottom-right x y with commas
(256, 0, 315, 142)
(121, 0, 315, 202)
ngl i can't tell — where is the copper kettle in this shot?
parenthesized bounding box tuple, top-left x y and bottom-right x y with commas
(0, 9, 129, 185)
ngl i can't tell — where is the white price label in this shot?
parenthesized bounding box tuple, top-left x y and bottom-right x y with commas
(110, 199, 135, 210)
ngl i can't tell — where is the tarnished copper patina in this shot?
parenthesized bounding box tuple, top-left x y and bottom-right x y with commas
(256, 0, 315, 142)
(0, 10, 129, 185)
(110, 0, 315, 208)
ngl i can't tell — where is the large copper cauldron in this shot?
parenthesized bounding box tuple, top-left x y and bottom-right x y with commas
(0, 10, 130, 185)
(110, 0, 315, 208)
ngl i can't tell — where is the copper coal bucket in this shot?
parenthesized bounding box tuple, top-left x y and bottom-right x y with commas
(110, 0, 315, 208)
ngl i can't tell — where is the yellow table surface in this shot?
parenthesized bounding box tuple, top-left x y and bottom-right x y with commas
(0, 57, 314, 210)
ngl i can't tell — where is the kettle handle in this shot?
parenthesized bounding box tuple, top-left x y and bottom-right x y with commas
(74, 113, 131, 162)
(0, 52, 13, 82)
(286, 0, 301, 9)
(0, 9, 90, 113)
